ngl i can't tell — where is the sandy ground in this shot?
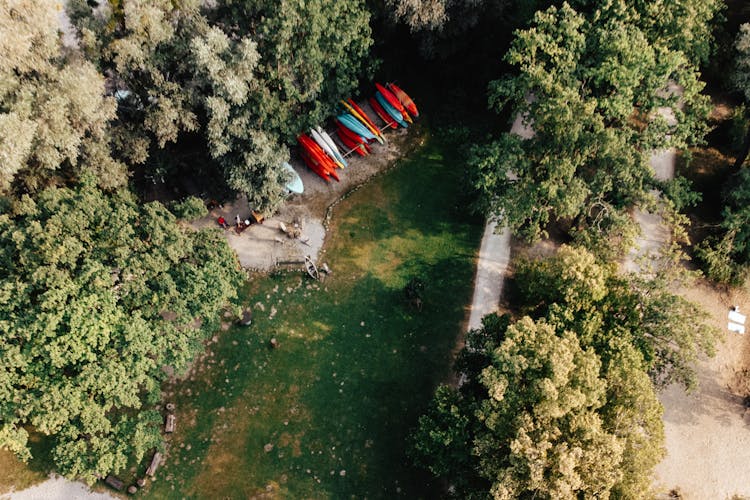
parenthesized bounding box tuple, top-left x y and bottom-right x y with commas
(191, 122, 416, 271)
(3, 475, 114, 500)
(654, 283, 750, 499)
(626, 100, 750, 498)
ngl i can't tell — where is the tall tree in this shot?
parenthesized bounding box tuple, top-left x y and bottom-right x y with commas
(68, 0, 374, 212)
(0, 0, 125, 194)
(412, 314, 663, 499)
(470, 2, 712, 243)
(0, 177, 243, 483)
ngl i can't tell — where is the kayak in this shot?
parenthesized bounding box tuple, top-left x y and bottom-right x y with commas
(337, 114, 377, 142)
(347, 99, 385, 140)
(310, 128, 344, 168)
(336, 121, 369, 155)
(340, 100, 384, 143)
(298, 134, 339, 178)
(369, 97, 398, 129)
(282, 162, 304, 194)
(387, 83, 419, 117)
(316, 126, 347, 167)
(336, 128, 368, 156)
(375, 92, 408, 128)
(376, 82, 412, 123)
(299, 148, 330, 181)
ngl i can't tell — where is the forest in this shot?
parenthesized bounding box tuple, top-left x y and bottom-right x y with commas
(2, 0, 750, 497)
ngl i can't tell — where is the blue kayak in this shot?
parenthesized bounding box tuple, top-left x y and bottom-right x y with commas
(375, 92, 407, 128)
(282, 162, 304, 194)
(337, 113, 377, 142)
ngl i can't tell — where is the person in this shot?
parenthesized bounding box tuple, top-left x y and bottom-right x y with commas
(235, 214, 241, 228)
(217, 216, 228, 229)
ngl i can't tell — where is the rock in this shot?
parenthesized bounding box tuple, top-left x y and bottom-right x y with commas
(136, 478, 146, 487)
(264, 443, 274, 452)
(127, 485, 138, 494)
(166, 402, 176, 411)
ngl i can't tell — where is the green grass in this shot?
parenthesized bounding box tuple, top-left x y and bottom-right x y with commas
(144, 136, 484, 498)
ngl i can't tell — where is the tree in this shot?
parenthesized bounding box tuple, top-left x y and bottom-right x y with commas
(0, 0, 125, 194)
(412, 248, 675, 498)
(515, 245, 719, 390)
(470, 2, 712, 243)
(68, 0, 374, 212)
(0, 177, 243, 483)
(413, 316, 661, 499)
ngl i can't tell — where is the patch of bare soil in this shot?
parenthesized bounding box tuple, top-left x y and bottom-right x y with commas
(654, 280, 750, 499)
(191, 120, 425, 271)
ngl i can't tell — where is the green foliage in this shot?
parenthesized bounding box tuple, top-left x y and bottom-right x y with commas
(0, 0, 125, 194)
(0, 178, 243, 483)
(412, 246, 690, 498)
(470, 2, 712, 241)
(170, 196, 207, 220)
(516, 246, 718, 390)
(68, 0, 373, 212)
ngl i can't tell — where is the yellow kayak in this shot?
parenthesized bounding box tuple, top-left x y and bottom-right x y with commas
(340, 100, 384, 144)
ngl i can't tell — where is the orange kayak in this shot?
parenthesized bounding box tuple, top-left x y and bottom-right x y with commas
(375, 83, 412, 123)
(387, 83, 419, 117)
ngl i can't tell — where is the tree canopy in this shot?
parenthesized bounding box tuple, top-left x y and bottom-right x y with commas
(469, 1, 714, 244)
(412, 245, 718, 498)
(0, 178, 243, 483)
(0, 0, 125, 195)
(67, 0, 373, 212)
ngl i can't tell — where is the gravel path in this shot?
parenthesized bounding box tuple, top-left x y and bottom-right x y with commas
(628, 96, 750, 498)
(4, 475, 113, 500)
(465, 110, 532, 331)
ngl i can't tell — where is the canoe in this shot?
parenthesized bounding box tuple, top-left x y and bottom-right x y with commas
(347, 99, 384, 139)
(376, 83, 412, 123)
(335, 122, 369, 155)
(305, 255, 319, 280)
(375, 92, 408, 128)
(282, 162, 304, 194)
(298, 135, 339, 178)
(340, 100, 384, 143)
(316, 126, 347, 167)
(369, 97, 398, 129)
(337, 114, 377, 142)
(310, 128, 344, 168)
(337, 130, 368, 156)
(387, 83, 419, 117)
(299, 148, 330, 181)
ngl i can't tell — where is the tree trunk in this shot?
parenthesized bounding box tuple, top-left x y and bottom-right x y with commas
(734, 126, 750, 169)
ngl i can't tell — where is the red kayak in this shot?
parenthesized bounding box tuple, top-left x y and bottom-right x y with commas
(369, 97, 398, 129)
(337, 130, 368, 156)
(298, 135, 339, 181)
(387, 83, 419, 117)
(375, 83, 412, 123)
(336, 125, 369, 156)
(299, 148, 331, 181)
(336, 120, 370, 145)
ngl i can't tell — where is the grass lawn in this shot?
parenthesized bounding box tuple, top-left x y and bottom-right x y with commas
(146, 136, 483, 498)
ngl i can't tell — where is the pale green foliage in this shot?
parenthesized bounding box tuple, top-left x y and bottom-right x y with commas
(386, 0, 449, 31)
(471, 2, 712, 242)
(477, 318, 624, 500)
(0, 0, 124, 193)
(0, 178, 243, 482)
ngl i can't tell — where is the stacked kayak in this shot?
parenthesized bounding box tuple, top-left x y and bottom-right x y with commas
(282, 162, 304, 194)
(296, 81, 419, 181)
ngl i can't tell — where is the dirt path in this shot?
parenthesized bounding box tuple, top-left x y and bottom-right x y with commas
(627, 100, 750, 498)
(465, 111, 532, 331)
(3, 475, 114, 500)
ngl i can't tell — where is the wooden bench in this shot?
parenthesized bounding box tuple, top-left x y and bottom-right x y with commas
(105, 475, 125, 491)
(146, 451, 162, 477)
(165, 413, 176, 433)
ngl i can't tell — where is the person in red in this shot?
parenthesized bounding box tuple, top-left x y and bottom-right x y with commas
(217, 216, 229, 229)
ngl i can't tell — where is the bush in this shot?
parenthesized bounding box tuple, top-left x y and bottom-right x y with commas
(170, 196, 208, 220)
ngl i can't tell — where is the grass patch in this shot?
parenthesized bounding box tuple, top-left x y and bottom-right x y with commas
(147, 137, 483, 498)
